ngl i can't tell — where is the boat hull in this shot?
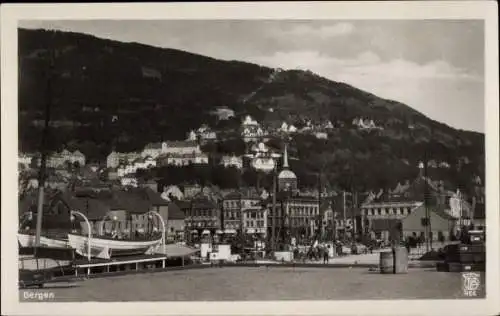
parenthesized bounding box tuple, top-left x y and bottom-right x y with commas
(18, 233, 69, 249)
(67, 234, 162, 260)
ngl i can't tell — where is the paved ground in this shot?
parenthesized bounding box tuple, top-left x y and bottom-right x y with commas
(19, 267, 485, 301)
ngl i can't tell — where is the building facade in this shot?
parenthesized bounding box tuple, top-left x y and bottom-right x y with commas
(222, 190, 263, 234)
(180, 197, 220, 235)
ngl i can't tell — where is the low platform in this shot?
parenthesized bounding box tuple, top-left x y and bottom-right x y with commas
(73, 254, 169, 277)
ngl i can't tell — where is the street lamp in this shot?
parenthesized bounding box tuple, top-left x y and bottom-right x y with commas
(70, 210, 92, 262)
(145, 211, 166, 250)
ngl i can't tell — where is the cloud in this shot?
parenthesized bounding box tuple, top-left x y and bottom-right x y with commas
(252, 50, 481, 82)
(247, 50, 484, 132)
(275, 22, 355, 39)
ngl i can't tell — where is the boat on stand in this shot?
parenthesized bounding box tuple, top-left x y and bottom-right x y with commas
(67, 232, 163, 260)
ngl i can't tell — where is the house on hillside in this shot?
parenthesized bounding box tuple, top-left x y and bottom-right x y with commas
(19, 153, 35, 169)
(197, 124, 217, 141)
(211, 107, 235, 121)
(106, 151, 141, 168)
(160, 185, 184, 201)
(241, 115, 267, 143)
(142, 142, 163, 159)
(220, 155, 243, 169)
(156, 152, 209, 167)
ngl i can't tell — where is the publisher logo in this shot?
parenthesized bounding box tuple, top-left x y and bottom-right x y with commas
(462, 272, 480, 297)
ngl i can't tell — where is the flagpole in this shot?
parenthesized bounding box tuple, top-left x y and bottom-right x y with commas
(343, 191, 346, 242)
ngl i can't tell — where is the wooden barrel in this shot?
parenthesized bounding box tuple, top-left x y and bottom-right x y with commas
(379, 251, 394, 274)
(394, 246, 409, 274)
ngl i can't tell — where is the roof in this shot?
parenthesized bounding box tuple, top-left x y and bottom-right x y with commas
(371, 219, 401, 231)
(224, 188, 262, 201)
(59, 192, 111, 221)
(167, 202, 185, 220)
(144, 142, 162, 149)
(165, 140, 198, 148)
(278, 169, 297, 179)
(178, 197, 217, 210)
(432, 208, 456, 221)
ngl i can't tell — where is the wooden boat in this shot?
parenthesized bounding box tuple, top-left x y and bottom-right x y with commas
(18, 233, 68, 249)
(67, 233, 163, 260)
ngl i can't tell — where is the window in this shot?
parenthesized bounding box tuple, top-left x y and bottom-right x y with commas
(377, 209, 381, 215)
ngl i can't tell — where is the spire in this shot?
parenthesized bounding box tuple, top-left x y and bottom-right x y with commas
(283, 143, 289, 169)
(418, 161, 425, 178)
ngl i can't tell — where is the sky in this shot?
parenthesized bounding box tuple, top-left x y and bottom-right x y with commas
(19, 20, 485, 132)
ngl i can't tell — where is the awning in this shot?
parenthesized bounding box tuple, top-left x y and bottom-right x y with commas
(190, 230, 198, 234)
(216, 230, 223, 234)
(202, 229, 211, 235)
(161, 244, 200, 258)
(224, 229, 237, 234)
(246, 228, 256, 234)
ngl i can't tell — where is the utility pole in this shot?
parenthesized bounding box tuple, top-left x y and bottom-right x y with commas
(423, 156, 431, 252)
(343, 190, 347, 242)
(352, 191, 357, 240)
(35, 38, 55, 251)
(318, 172, 322, 241)
(271, 167, 277, 253)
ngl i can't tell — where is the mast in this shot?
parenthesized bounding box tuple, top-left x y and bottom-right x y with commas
(34, 37, 55, 250)
(317, 172, 322, 241)
(352, 191, 357, 239)
(271, 165, 277, 252)
(343, 191, 346, 241)
(423, 159, 431, 252)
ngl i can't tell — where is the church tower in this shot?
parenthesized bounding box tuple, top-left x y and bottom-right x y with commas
(278, 143, 298, 192)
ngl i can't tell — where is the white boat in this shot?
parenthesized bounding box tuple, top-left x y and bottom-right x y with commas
(18, 233, 69, 248)
(67, 233, 162, 260)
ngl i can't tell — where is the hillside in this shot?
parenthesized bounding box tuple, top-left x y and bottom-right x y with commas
(18, 28, 484, 192)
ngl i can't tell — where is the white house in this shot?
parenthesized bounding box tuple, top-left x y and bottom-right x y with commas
(107, 151, 141, 168)
(19, 153, 34, 169)
(352, 118, 380, 130)
(211, 107, 235, 120)
(142, 142, 163, 158)
(160, 185, 184, 201)
(121, 176, 138, 187)
(141, 140, 202, 159)
(220, 155, 243, 169)
(157, 152, 209, 167)
(197, 125, 217, 141)
(116, 157, 156, 177)
(315, 132, 328, 139)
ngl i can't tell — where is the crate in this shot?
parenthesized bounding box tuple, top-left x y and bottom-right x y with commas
(447, 262, 485, 273)
(436, 262, 449, 272)
(445, 253, 485, 264)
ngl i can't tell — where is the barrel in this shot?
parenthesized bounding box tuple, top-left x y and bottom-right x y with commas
(394, 246, 409, 274)
(379, 247, 409, 274)
(379, 251, 394, 274)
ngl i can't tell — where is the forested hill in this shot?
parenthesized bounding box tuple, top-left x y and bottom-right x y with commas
(18, 28, 484, 192)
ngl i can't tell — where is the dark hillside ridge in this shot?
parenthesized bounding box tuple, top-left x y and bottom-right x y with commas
(18, 28, 484, 191)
